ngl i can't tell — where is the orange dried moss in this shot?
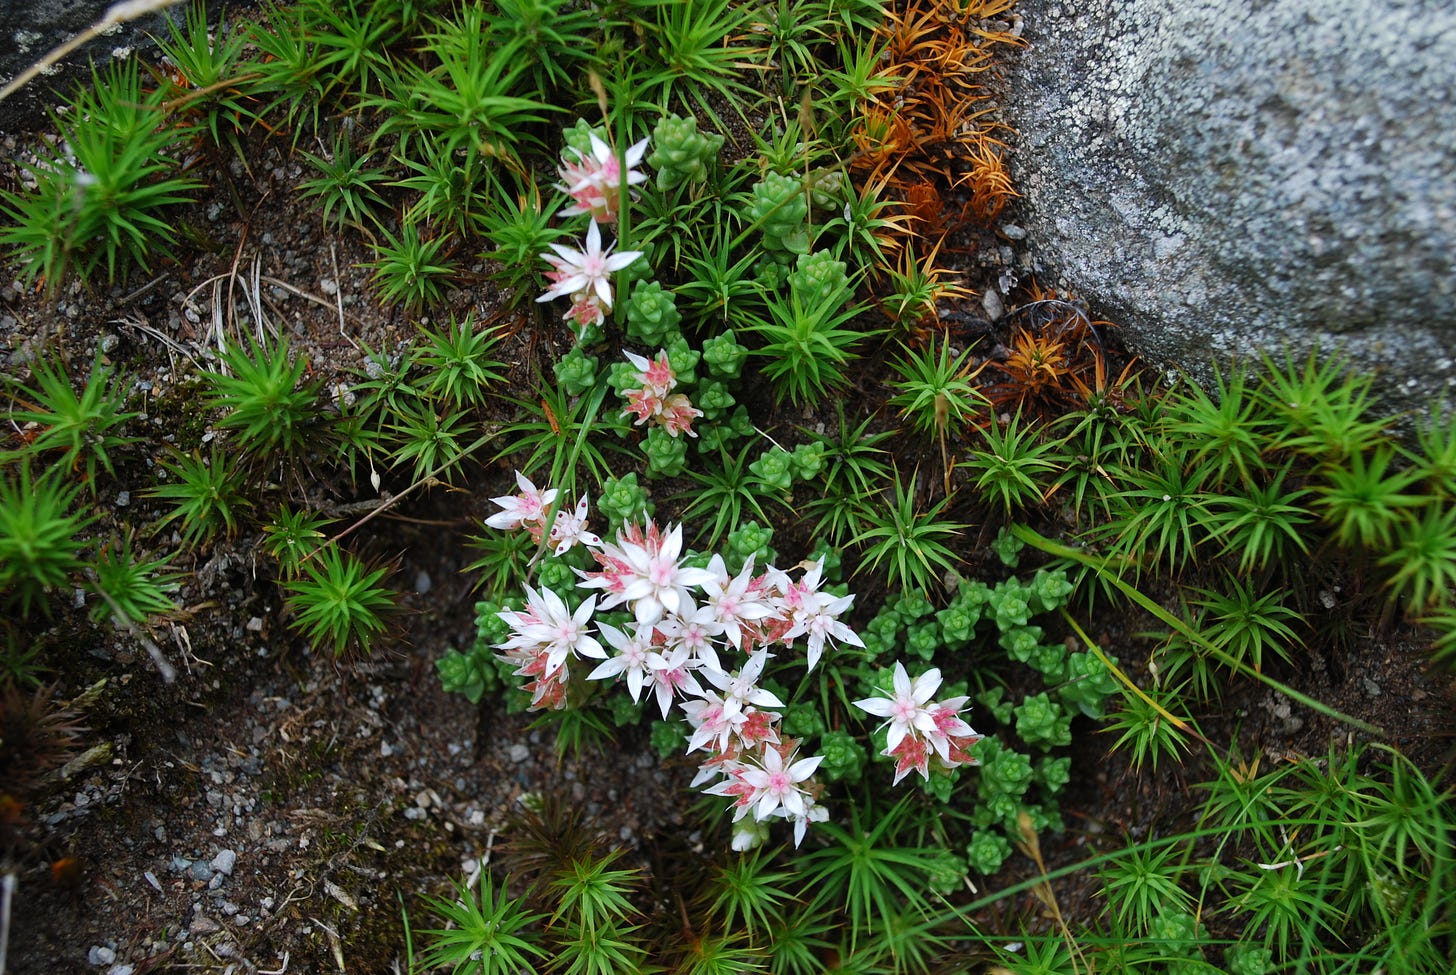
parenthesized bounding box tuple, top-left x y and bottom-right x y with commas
(849, 0, 1024, 267)
(984, 283, 1131, 417)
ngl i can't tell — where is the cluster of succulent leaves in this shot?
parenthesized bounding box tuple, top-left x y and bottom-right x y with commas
(1, 0, 1454, 974)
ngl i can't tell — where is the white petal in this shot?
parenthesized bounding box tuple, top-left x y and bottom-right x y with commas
(885, 723, 908, 753)
(913, 668, 943, 704)
(854, 697, 894, 717)
(788, 755, 824, 779)
(604, 250, 643, 272)
(586, 657, 623, 681)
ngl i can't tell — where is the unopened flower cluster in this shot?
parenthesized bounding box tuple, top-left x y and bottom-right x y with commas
(621, 349, 702, 438)
(488, 473, 864, 847)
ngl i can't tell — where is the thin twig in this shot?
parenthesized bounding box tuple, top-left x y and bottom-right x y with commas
(225, 191, 267, 338)
(249, 253, 267, 344)
(330, 243, 357, 350)
(115, 273, 170, 305)
(111, 314, 198, 365)
(91, 587, 177, 682)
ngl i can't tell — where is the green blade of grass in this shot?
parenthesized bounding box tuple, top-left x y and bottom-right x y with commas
(1011, 525, 1385, 737)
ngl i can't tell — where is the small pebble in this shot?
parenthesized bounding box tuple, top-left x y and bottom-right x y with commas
(508, 744, 531, 763)
(188, 861, 213, 882)
(107, 965, 134, 975)
(143, 871, 162, 892)
(210, 849, 237, 875)
(87, 945, 116, 966)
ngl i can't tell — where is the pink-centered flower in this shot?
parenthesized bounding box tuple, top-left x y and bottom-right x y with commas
(658, 393, 703, 438)
(680, 688, 744, 755)
(557, 132, 649, 223)
(656, 601, 722, 670)
(578, 521, 717, 625)
(735, 747, 824, 822)
(645, 643, 704, 719)
(700, 650, 784, 711)
(484, 471, 558, 533)
(700, 555, 778, 651)
(548, 494, 602, 555)
(854, 661, 981, 783)
(780, 560, 864, 671)
(497, 586, 605, 678)
(852, 661, 942, 753)
(584, 621, 655, 704)
(537, 220, 641, 312)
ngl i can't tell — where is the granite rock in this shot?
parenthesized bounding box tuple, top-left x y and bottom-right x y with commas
(1006, 0, 1456, 413)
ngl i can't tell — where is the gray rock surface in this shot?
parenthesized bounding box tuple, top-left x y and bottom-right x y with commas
(0, 0, 208, 130)
(1006, 0, 1456, 411)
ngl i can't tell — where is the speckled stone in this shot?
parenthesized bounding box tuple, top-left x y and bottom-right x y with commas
(1006, 0, 1456, 413)
(0, 2, 237, 131)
